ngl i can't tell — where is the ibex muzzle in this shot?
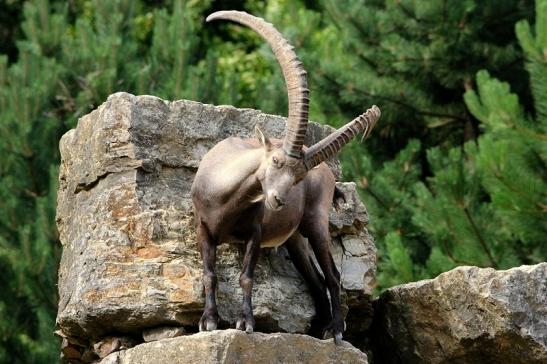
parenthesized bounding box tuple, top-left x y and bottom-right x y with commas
(191, 10, 380, 345)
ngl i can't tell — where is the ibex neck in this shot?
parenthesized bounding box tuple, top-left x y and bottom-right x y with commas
(211, 148, 264, 205)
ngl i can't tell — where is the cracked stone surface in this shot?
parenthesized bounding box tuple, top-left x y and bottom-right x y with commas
(99, 330, 368, 364)
(55, 93, 376, 350)
(372, 263, 547, 364)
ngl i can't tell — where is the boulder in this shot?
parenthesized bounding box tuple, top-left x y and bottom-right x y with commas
(372, 263, 547, 364)
(99, 329, 368, 364)
(55, 93, 376, 350)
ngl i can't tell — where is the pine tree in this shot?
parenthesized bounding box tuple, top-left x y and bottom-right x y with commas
(409, 0, 546, 278)
(0, 1, 67, 361)
(464, 0, 547, 262)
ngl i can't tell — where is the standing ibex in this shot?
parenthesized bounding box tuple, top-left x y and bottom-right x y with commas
(191, 11, 380, 345)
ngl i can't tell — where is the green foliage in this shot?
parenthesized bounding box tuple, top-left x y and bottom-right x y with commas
(0, 1, 65, 361)
(516, 0, 547, 124)
(346, 139, 425, 268)
(465, 70, 547, 259)
(377, 232, 416, 287)
(413, 144, 520, 269)
(310, 0, 534, 155)
(465, 0, 547, 261)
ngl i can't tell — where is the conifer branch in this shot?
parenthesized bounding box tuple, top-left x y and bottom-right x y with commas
(440, 238, 475, 266)
(463, 207, 498, 268)
(323, 74, 467, 122)
(365, 187, 389, 210)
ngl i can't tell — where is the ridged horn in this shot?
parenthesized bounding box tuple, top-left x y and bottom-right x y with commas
(303, 106, 381, 170)
(206, 11, 309, 159)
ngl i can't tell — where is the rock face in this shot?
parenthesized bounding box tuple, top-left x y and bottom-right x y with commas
(55, 92, 376, 357)
(99, 329, 368, 364)
(372, 263, 547, 364)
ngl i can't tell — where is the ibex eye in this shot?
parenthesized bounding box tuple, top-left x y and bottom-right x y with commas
(272, 156, 278, 164)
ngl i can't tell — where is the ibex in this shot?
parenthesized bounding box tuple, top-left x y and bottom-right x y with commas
(191, 10, 380, 345)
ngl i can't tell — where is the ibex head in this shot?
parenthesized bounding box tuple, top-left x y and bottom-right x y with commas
(253, 125, 307, 210)
(207, 11, 381, 211)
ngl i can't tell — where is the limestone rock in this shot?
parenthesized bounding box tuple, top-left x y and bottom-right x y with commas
(142, 326, 185, 342)
(93, 336, 138, 359)
(56, 93, 375, 345)
(329, 181, 368, 235)
(57, 330, 96, 363)
(99, 329, 368, 364)
(372, 263, 547, 364)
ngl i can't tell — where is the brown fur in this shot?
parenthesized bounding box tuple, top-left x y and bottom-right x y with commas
(191, 135, 345, 343)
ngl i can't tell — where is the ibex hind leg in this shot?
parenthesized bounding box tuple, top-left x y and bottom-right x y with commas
(285, 232, 332, 338)
(197, 222, 219, 331)
(300, 216, 345, 345)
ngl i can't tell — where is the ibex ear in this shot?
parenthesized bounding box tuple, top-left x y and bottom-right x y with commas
(255, 125, 272, 151)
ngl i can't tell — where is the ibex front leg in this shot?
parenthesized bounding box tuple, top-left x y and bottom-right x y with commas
(236, 221, 262, 333)
(197, 222, 219, 331)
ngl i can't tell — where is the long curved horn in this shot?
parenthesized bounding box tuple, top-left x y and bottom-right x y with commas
(303, 106, 381, 170)
(206, 11, 309, 159)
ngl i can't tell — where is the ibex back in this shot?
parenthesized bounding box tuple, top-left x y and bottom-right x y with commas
(191, 11, 380, 345)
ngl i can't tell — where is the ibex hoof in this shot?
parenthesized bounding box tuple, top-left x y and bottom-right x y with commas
(322, 319, 345, 345)
(206, 321, 218, 331)
(236, 316, 255, 333)
(198, 320, 218, 332)
(236, 319, 244, 330)
(199, 311, 219, 332)
(334, 333, 343, 346)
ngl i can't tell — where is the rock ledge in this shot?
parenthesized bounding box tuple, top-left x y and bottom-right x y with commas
(99, 330, 368, 364)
